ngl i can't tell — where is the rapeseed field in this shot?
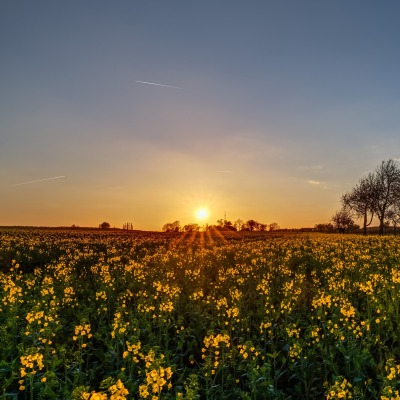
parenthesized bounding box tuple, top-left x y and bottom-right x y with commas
(1, 228, 400, 399)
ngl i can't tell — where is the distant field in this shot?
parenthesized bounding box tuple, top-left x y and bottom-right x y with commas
(1, 228, 400, 399)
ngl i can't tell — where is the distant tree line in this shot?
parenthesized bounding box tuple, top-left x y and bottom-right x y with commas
(162, 219, 280, 233)
(123, 222, 134, 231)
(315, 159, 400, 235)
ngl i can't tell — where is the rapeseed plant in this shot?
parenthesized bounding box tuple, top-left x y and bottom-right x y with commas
(3, 229, 400, 398)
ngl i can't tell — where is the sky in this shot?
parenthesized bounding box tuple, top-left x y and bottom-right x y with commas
(1, 1, 400, 230)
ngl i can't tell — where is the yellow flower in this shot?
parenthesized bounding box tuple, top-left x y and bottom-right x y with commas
(139, 384, 149, 398)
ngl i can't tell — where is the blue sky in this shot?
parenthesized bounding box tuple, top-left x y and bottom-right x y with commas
(1, 1, 400, 229)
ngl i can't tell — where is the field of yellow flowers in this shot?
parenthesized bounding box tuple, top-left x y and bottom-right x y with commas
(2, 228, 400, 399)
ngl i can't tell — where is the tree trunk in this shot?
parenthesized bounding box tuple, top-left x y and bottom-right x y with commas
(379, 217, 385, 235)
(363, 212, 367, 236)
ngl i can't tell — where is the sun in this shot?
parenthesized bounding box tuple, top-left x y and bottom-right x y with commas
(195, 208, 209, 221)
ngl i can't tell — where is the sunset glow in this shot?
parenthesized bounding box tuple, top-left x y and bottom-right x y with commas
(195, 208, 209, 221)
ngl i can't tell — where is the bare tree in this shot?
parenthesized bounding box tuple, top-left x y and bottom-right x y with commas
(331, 208, 358, 233)
(372, 159, 400, 235)
(342, 173, 375, 235)
(386, 204, 400, 235)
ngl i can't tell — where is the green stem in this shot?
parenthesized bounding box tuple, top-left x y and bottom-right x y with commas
(30, 375, 33, 400)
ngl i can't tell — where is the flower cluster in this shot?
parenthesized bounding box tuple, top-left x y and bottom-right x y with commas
(381, 387, 400, 400)
(237, 342, 260, 361)
(25, 308, 58, 345)
(1, 274, 23, 306)
(80, 379, 129, 400)
(122, 340, 141, 363)
(139, 366, 173, 399)
(73, 323, 93, 348)
(108, 379, 129, 400)
(326, 376, 353, 399)
(380, 360, 400, 400)
(19, 351, 45, 390)
(137, 350, 173, 399)
(111, 311, 129, 339)
(202, 333, 231, 376)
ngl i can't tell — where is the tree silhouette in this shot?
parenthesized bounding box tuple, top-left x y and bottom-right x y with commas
(183, 223, 200, 232)
(162, 221, 181, 232)
(331, 208, 358, 233)
(340, 159, 400, 235)
(314, 223, 335, 233)
(386, 204, 400, 235)
(269, 222, 280, 231)
(342, 173, 375, 235)
(234, 219, 244, 231)
(244, 219, 258, 231)
(123, 222, 134, 231)
(372, 159, 400, 235)
(215, 219, 236, 231)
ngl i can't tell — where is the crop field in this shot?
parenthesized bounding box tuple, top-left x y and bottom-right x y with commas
(2, 228, 400, 399)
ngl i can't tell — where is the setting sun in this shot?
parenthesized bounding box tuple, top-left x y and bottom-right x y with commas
(195, 208, 209, 221)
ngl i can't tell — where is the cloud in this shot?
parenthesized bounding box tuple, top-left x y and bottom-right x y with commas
(307, 179, 329, 189)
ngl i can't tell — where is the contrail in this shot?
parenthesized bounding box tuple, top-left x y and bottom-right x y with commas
(13, 176, 66, 186)
(217, 170, 233, 174)
(135, 80, 181, 89)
